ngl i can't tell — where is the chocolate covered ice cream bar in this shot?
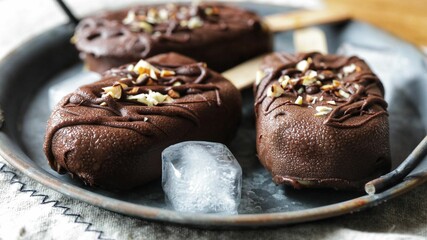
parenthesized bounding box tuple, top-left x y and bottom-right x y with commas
(73, 3, 272, 73)
(254, 52, 391, 190)
(44, 53, 241, 190)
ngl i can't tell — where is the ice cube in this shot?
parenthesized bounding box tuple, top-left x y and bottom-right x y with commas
(162, 141, 242, 214)
(48, 71, 100, 110)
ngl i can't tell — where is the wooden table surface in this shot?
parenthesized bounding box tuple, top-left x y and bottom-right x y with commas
(326, 0, 427, 51)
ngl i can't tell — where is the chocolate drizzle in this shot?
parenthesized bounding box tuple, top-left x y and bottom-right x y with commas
(44, 53, 236, 177)
(74, 3, 268, 60)
(43, 53, 242, 189)
(255, 52, 388, 128)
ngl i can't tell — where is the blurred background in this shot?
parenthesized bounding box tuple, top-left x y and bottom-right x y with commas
(0, 0, 426, 59)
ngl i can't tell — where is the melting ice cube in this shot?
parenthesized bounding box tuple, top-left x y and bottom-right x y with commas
(162, 141, 242, 214)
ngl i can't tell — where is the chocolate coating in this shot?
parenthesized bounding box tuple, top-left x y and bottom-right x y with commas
(254, 52, 391, 190)
(44, 53, 242, 190)
(74, 3, 272, 73)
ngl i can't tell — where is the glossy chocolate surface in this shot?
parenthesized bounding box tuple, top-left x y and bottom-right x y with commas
(254, 52, 391, 190)
(74, 3, 272, 73)
(44, 53, 242, 190)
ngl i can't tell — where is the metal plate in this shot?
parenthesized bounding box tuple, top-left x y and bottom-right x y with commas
(0, 3, 426, 228)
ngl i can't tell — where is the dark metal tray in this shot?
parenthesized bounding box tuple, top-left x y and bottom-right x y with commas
(0, 3, 426, 228)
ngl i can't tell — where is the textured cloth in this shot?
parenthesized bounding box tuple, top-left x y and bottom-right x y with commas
(0, 0, 426, 239)
(1, 161, 426, 239)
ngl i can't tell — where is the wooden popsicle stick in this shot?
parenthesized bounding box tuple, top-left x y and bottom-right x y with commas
(221, 54, 267, 90)
(223, 15, 332, 90)
(264, 9, 351, 33)
(293, 27, 328, 54)
(222, 9, 343, 90)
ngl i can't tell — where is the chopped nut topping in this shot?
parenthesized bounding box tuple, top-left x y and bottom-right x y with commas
(278, 75, 290, 88)
(133, 59, 160, 76)
(150, 68, 158, 80)
(204, 7, 214, 15)
(305, 70, 318, 79)
(102, 84, 122, 99)
(314, 106, 333, 116)
(136, 73, 149, 84)
(332, 80, 341, 87)
(255, 70, 267, 85)
(158, 9, 169, 21)
(295, 96, 303, 105)
(187, 16, 204, 29)
(327, 100, 336, 105)
(302, 77, 317, 86)
(302, 70, 318, 86)
(143, 117, 149, 122)
(160, 69, 176, 77)
(117, 82, 127, 89)
(321, 84, 335, 91)
(354, 84, 360, 90)
(127, 87, 140, 95)
(338, 89, 350, 98)
(173, 81, 182, 86)
(311, 96, 318, 104)
(127, 90, 172, 106)
(122, 11, 136, 25)
(180, 20, 188, 27)
(267, 84, 285, 97)
(296, 59, 310, 72)
(343, 63, 357, 75)
(100, 102, 107, 106)
(289, 78, 301, 86)
(123, 5, 207, 34)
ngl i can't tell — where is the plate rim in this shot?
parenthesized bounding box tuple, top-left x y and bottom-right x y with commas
(0, 5, 426, 228)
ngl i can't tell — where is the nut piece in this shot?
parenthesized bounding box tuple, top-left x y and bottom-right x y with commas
(338, 89, 350, 98)
(126, 64, 134, 72)
(307, 96, 318, 104)
(173, 81, 182, 86)
(122, 11, 136, 25)
(332, 80, 341, 87)
(267, 84, 285, 98)
(314, 106, 333, 116)
(321, 84, 335, 91)
(296, 59, 310, 72)
(102, 84, 122, 99)
(305, 70, 318, 79)
(278, 75, 290, 88)
(160, 69, 176, 77)
(127, 90, 173, 106)
(180, 20, 188, 28)
(133, 59, 160, 76)
(295, 96, 303, 105)
(343, 63, 356, 75)
(187, 16, 204, 29)
(137, 21, 153, 33)
(327, 100, 336, 105)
